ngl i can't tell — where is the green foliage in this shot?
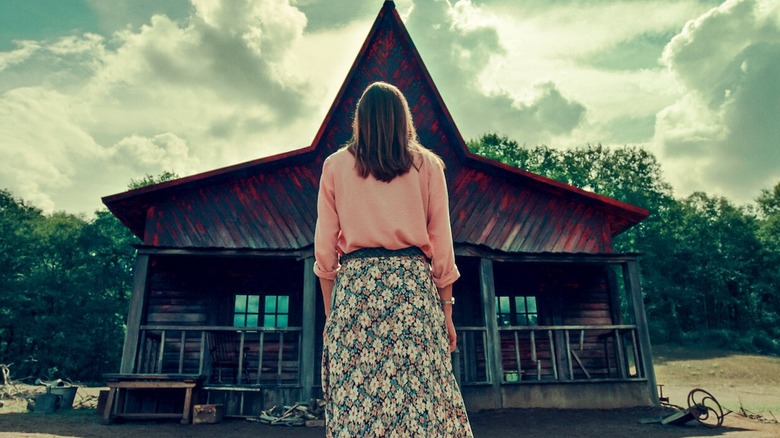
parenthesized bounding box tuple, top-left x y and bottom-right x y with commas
(0, 190, 139, 381)
(469, 134, 780, 355)
(127, 171, 179, 190)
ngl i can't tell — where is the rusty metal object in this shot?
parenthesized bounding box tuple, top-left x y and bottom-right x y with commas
(686, 388, 728, 428)
(657, 388, 730, 428)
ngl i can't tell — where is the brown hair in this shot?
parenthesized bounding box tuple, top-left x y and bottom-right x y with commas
(347, 82, 438, 182)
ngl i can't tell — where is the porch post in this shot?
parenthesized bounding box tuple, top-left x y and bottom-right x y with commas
(301, 257, 317, 401)
(479, 258, 503, 408)
(120, 254, 150, 373)
(606, 265, 624, 324)
(622, 260, 659, 405)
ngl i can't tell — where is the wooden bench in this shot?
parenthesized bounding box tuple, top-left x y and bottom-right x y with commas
(101, 374, 205, 425)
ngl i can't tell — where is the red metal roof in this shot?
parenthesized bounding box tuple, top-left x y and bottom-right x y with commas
(102, 1, 648, 254)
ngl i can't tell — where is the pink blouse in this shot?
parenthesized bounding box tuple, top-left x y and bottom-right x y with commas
(313, 147, 460, 289)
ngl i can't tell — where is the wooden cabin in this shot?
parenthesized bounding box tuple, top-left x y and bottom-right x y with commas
(102, 1, 657, 418)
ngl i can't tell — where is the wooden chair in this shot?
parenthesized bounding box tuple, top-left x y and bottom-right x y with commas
(206, 331, 249, 384)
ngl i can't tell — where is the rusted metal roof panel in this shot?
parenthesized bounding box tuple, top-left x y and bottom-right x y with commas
(449, 169, 612, 253)
(143, 163, 319, 249)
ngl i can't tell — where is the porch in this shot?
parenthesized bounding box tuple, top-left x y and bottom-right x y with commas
(115, 248, 657, 416)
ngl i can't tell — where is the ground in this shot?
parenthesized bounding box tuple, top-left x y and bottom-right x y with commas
(0, 345, 778, 438)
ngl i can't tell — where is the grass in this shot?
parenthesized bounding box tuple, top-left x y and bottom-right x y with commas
(653, 343, 780, 419)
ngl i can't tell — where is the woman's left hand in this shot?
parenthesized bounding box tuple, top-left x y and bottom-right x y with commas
(445, 316, 457, 353)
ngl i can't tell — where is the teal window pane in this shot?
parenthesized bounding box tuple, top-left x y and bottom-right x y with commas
(528, 314, 538, 326)
(526, 296, 537, 313)
(499, 297, 510, 314)
(265, 296, 277, 313)
(515, 296, 526, 313)
(277, 315, 289, 328)
(498, 314, 511, 326)
(278, 296, 289, 314)
(234, 295, 247, 313)
(248, 295, 260, 313)
(233, 314, 245, 327)
(264, 315, 276, 328)
(246, 314, 259, 327)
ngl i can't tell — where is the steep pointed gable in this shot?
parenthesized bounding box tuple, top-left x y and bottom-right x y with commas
(309, 0, 468, 164)
(102, 0, 647, 254)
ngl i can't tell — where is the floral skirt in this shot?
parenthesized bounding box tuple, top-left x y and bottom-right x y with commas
(322, 250, 473, 437)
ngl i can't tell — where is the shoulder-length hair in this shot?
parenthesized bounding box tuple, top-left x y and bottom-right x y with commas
(347, 82, 440, 182)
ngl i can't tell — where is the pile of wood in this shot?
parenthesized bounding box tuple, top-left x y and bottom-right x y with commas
(0, 364, 38, 410)
(250, 398, 326, 427)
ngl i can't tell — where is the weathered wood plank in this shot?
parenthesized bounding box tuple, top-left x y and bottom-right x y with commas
(479, 258, 503, 409)
(121, 255, 150, 374)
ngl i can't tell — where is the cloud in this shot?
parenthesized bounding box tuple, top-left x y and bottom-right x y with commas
(0, 0, 319, 214)
(292, 0, 378, 31)
(0, 87, 105, 212)
(656, 0, 780, 203)
(404, 0, 586, 143)
(477, 0, 710, 148)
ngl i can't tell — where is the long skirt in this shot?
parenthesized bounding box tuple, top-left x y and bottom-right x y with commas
(321, 250, 473, 437)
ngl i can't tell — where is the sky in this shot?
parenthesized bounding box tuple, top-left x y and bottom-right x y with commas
(0, 0, 778, 215)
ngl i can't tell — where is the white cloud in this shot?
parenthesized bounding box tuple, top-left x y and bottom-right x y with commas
(0, 40, 41, 72)
(0, 0, 320, 214)
(480, 1, 709, 147)
(403, 0, 588, 144)
(656, 0, 780, 203)
(0, 86, 105, 212)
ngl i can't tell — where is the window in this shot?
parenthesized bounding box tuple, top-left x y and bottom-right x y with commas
(496, 296, 513, 326)
(233, 294, 290, 328)
(514, 296, 538, 326)
(263, 295, 289, 328)
(234, 294, 260, 327)
(495, 295, 538, 326)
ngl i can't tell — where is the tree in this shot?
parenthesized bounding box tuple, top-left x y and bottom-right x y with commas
(127, 171, 179, 190)
(0, 190, 44, 371)
(755, 182, 780, 338)
(0, 187, 141, 381)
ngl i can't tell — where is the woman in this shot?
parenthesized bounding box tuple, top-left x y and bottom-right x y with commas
(314, 81, 473, 437)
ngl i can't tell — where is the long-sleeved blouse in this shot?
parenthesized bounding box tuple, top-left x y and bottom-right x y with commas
(313, 147, 460, 289)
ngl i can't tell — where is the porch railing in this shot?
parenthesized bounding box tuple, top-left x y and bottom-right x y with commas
(456, 325, 644, 385)
(135, 325, 302, 387)
(454, 327, 491, 385)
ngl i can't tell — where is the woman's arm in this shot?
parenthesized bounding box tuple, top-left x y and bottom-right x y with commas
(320, 278, 335, 318)
(438, 283, 457, 353)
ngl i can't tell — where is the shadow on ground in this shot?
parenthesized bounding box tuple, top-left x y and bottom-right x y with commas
(1, 407, 777, 438)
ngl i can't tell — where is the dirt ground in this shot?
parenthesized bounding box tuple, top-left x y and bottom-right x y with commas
(0, 386, 777, 438)
(2, 344, 778, 437)
(0, 404, 777, 438)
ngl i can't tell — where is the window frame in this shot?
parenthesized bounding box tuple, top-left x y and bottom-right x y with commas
(495, 294, 539, 327)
